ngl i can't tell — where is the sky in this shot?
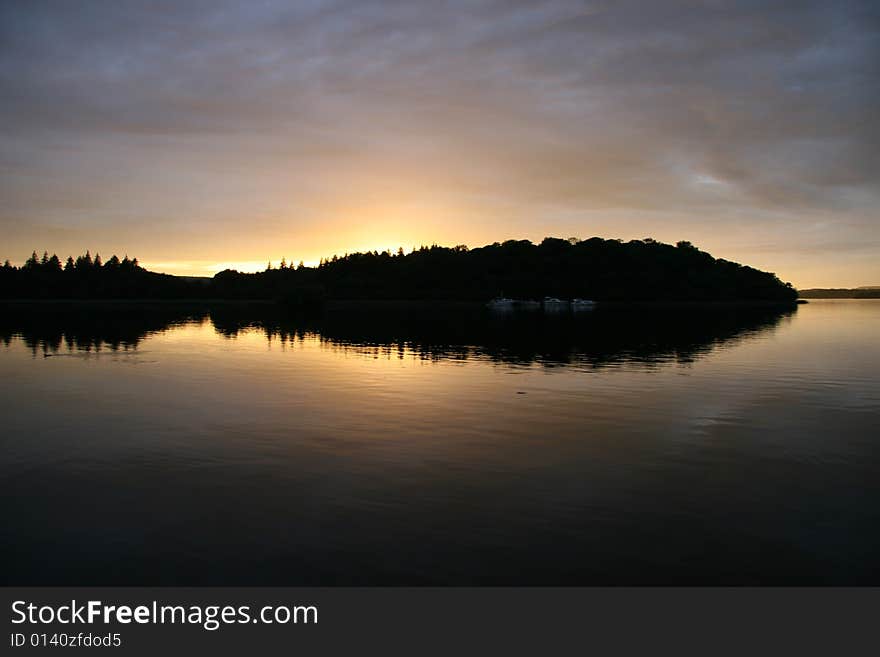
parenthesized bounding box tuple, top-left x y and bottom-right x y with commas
(1, 0, 878, 287)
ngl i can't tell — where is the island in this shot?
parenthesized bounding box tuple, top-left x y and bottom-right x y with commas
(0, 237, 797, 305)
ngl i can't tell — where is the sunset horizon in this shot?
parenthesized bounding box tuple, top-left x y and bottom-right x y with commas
(2, 1, 877, 288)
(3, 230, 876, 288)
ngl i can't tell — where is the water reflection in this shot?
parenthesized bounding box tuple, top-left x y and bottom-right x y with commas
(2, 300, 879, 585)
(0, 303, 209, 353)
(1, 302, 796, 369)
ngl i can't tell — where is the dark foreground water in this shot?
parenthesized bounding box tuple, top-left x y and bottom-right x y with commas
(1, 300, 878, 585)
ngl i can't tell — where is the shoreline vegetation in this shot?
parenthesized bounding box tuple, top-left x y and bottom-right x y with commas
(1, 237, 798, 305)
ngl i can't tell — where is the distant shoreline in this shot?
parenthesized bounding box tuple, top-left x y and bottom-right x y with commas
(798, 288, 880, 299)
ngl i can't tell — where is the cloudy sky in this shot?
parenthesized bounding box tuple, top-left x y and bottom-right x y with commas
(1, 0, 877, 285)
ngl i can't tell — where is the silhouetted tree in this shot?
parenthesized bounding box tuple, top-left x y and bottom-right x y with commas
(76, 251, 93, 270)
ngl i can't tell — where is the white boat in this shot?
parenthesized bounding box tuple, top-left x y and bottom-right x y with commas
(542, 296, 567, 311)
(571, 298, 596, 310)
(486, 297, 516, 310)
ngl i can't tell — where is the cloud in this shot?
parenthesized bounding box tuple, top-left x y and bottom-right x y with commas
(0, 0, 877, 286)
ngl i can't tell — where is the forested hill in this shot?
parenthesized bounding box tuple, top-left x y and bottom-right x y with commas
(1, 238, 797, 303)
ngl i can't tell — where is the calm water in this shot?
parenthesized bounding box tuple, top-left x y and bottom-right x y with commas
(1, 300, 878, 584)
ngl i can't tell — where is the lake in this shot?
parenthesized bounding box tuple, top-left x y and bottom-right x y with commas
(1, 300, 878, 584)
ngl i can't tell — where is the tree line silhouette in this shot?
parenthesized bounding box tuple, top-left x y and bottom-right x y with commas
(1, 250, 197, 299)
(1, 237, 798, 303)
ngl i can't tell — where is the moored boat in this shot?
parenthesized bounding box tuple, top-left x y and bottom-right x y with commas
(571, 298, 596, 310)
(542, 296, 567, 312)
(486, 296, 516, 310)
